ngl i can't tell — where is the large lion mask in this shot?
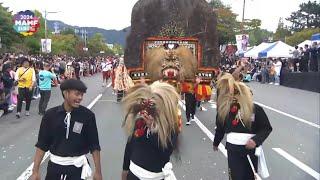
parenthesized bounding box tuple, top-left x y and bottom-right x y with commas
(145, 46, 197, 82)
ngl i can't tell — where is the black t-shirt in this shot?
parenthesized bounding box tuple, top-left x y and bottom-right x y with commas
(213, 104, 272, 150)
(123, 132, 177, 176)
(35, 104, 101, 156)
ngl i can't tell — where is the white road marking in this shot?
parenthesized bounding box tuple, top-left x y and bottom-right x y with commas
(254, 101, 320, 129)
(107, 82, 112, 88)
(87, 94, 103, 109)
(201, 107, 208, 111)
(207, 95, 318, 129)
(273, 148, 320, 180)
(17, 93, 103, 180)
(98, 100, 117, 102)
(178, 100, 262, 179)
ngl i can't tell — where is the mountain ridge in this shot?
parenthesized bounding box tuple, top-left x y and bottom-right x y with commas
(47, 20, 130, 47)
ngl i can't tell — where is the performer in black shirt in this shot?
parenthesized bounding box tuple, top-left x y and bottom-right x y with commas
(213, 73, 272, 180)
(31, 79, 102, 180)
(121, 82, 181, 180)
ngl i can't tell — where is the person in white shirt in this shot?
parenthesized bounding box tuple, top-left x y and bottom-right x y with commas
(273, 59, 282, 85)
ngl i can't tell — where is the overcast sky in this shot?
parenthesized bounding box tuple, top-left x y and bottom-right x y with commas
(1, 0, 310, 32)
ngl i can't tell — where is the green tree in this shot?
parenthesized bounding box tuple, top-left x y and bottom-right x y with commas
(274, 18, 292, 42)
(87, 33, 114, 56)
(209, 0, 224, 9)
(112, 44, 124, 55)
(286, 28, 320, 46)
(61, 28, 75, 35)
(0, 3, 22, 52)
(248, 29, 273, 46)
(286, 1, 320, 32)
(243, 19, 262, 31)
(210, 0, 239, 45)
(50, 34, 78, 55)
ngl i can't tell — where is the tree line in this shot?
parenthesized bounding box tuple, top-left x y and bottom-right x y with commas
(210, 0, 320, 46)
(0, 4, 123, 56)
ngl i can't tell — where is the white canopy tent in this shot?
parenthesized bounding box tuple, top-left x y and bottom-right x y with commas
(258, 41, 295, 58)
(243, 42, 275, 58)
(297, 40, 312, 48)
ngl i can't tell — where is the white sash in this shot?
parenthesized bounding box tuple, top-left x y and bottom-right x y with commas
(129, 161, 177, 180)
(226, 132, 270, 178)
(50, 154, 92, 180)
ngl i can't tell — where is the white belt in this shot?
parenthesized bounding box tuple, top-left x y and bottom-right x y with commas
(50, 154, 92, 180)
(129, 161, 177, 180)
(226, 133, 270, 179)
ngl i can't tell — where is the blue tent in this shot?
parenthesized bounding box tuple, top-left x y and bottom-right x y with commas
(258, 42, 278, 58)
(258, 41, 294, 58)
(311, 33, 320, 41)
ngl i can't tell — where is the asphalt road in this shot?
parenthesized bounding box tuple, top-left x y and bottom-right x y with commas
(0, 74, 319, 180)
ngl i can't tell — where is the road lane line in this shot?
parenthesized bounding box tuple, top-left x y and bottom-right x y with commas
(107, 82, 112, 88)
(209, 99, 319, 129)
(87, 94, 103, 109)
(254, 101, 320, 129)
(178, 101, 263, 179)
(17, 93, 103, 180)
(273, 148, 320, 180)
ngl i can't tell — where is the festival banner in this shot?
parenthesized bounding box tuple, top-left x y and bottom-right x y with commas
(41, 39, 52, 53)
(235, 34, 249, 53)
(13, 10, 40, 36)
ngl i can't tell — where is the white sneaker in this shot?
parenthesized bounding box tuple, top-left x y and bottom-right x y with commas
(269, 82, 273, 84)
(275, 83, 279, 85)
(25, 111, 30, 116)
(186, 121, 191, 125)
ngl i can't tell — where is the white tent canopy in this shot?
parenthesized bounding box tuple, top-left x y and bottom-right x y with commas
(243, 42, 275, 58)
(297, 40, 312, 48)
(258, 41, 295, 58)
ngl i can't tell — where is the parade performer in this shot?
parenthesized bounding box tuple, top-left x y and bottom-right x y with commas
(121, 82, 181, 180)
(213, 73, 272, 180)
(114, 58, 134, 102)
(181, 80, 197, 125)
(31, 79, 102, 180)
(101, 58, 112, 87)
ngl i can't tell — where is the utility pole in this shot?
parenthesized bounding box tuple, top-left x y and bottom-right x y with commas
(43, 10, 60, 53)
(241, 0, 246, 33)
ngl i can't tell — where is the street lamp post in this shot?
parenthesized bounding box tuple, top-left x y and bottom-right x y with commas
(44, 10, 60, 53)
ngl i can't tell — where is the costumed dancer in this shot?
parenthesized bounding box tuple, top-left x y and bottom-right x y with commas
(181, 81, 196, 125)
(31, 79, 102, 180)
(114, 58, 134, 102)
(121, 82, 181, 180)
(213, 73, 272, 180)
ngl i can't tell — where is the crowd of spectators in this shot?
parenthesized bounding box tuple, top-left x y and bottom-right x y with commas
(0, 53, 121, 118)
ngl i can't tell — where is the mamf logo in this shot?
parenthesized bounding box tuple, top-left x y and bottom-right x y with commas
(13, 10, 40, 36)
